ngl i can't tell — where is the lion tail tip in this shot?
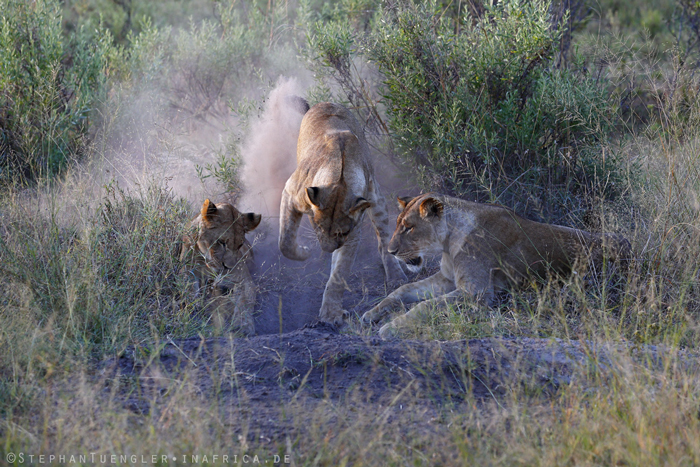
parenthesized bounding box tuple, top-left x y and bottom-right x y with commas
(286, 95, 310, 115)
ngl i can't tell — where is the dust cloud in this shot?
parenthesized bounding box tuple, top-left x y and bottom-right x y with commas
(239, 77, 307, 221)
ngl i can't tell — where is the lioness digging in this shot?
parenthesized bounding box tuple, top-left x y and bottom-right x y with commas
(180, 199, 261, 335)
(279, 101, 407, 324)
(362, 193, 632, 338)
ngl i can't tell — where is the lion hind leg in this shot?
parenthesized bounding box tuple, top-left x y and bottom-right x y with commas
(452, 253, 499, 306)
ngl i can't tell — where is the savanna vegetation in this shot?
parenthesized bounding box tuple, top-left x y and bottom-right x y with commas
(2, 0, 700, 464)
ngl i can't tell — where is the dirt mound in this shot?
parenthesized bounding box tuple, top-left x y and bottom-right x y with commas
(103, 324, 691, 443)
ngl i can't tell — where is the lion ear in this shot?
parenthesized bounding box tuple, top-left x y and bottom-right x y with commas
(242, 212, 262, 232)
(306, 187, 326, 209)
(419, 197, 443, 219)
(349, 197, 373, 215)
(201, 199, 218, 222)
(397, 196, 414, 211)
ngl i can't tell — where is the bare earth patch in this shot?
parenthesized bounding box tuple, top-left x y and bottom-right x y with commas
(103, 321, 693, 446)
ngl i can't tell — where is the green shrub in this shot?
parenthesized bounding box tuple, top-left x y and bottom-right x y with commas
(371, 0, 617, 215)
(120, 0, 296, 116)
(0, 0, 112, 187)
(308, 0, 620, 221)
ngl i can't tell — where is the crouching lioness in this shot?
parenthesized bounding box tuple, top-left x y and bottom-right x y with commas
(362, 193, 632, 338)
(279, 101, 407, 324)
(180, 199, 261, 335)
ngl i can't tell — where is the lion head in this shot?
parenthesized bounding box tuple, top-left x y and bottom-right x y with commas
(387, 193, 446, 272)
(182, 199, 261, 273)
(304, 131, 372, 253)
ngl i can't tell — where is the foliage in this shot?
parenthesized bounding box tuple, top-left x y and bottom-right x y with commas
(308, 0, 619, 220)
(0, 0, 112, 187)
(676, 0, 700, 66)
(195, 149, 243, 194)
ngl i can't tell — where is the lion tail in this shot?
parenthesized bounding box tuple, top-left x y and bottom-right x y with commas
(286, 95, 310, 115)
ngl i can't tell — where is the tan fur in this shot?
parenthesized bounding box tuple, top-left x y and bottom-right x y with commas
(279, 102, 407, 324)
(361, 193, 632, 338)
(180, 199, 261, 335)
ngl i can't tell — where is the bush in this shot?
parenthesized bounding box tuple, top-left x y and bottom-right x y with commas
(308, 0, 620, 221)
(104, 1, 301, 194)
(374, 1, 618, 214)
(0, 0, 112, 186)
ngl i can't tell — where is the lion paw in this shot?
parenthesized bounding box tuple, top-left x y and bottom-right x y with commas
(361, 307, 383, 325)
(293, 245, 311, 261)
(280, 243, 311, 261)
(237, 319, 256, 337)
(319, 307, 349, 325)
(378, 321, 400, 339)
(361, 297, 401, 325)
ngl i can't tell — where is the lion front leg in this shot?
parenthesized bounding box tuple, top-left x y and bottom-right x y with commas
(378, 289, 466, 339)
(361, 272, 455, 324)
(209, 269, 256, 336)
(278, 189, 311, 261)
(318, 227, 361, 324)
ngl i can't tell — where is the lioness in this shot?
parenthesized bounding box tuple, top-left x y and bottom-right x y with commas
(279, 101, 407, 324)
(362, 193, 632, 338)
(180, 199, 261, 335)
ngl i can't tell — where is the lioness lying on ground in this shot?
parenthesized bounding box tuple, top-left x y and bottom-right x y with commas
(362, 193, 632, 338)
(279, 101, 407, 324)
(180, 199, 261, 335)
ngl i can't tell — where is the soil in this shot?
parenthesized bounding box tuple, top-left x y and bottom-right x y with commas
(105, 320, 694, 445)
(249, 222, 400, 335)
(107, 322, 561, 435)
(100, 196, 699, 449)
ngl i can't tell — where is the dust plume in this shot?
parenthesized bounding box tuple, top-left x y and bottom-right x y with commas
(239, 77, 307, 220)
